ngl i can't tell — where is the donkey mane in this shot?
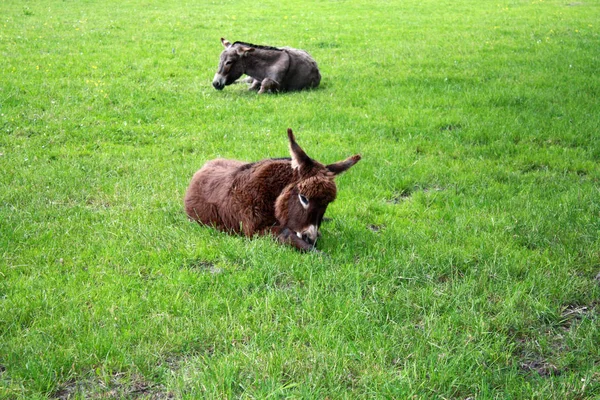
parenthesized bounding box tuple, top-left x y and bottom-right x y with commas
(232, 41, 283, 51)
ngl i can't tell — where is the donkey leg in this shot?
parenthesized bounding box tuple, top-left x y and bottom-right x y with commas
(248, 79, 261, 91)
(258, 78, 280, 94)
(276, 227, 315, 251)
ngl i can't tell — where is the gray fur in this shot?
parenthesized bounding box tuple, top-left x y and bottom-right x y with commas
(212, 38, 321, 93)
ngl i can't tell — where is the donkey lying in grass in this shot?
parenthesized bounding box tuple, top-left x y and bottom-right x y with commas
(212, 38, 321, 94)
(185, 129, 360, 251)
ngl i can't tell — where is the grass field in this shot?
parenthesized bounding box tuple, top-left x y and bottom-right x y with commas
(1, 0, 599, 398)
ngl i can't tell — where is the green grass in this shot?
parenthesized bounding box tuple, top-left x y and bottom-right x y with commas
(1, 0, 599, 398)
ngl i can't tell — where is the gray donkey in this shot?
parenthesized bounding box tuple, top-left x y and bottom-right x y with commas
(212, 38, 321, 94)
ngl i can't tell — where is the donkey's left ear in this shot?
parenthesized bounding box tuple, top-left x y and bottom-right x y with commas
(326, 155, 361, 175)
(221, 38, 232, 48)
(287, 128, 312, 171)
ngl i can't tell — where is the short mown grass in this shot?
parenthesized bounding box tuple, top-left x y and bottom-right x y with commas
(1, 0, 599, 398)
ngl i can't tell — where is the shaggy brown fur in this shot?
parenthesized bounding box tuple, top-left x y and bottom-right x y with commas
(184, 129, 360, 251)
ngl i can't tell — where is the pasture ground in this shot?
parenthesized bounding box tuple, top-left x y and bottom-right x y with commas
(1, 0, 599, 398)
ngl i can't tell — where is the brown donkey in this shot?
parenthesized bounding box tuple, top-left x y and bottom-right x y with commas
(184, 129, 360, 251)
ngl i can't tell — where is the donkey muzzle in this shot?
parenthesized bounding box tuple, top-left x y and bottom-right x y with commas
(298, 225, 318, 247)
(302, 235, 315, 246)
(212, 73, 226, 90)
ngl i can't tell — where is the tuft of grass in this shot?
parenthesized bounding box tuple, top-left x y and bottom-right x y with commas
(1, 0, 599, 398)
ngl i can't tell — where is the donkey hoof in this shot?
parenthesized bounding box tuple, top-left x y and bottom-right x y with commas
(312, 248, 328, 257)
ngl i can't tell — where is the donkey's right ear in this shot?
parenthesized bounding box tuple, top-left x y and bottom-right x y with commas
(287, 128, 312, 171)
(221, 38, 232, 48)
(326, 154, 361, 175)
(236, 45, 255, 56)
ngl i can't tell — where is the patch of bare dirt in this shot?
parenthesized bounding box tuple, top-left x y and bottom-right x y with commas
(53, 372, 174, 400)
(187, 259, 223, 275)
(367, 224, 384, 233)
(439, 123, 462, 131)
(387, 189, 412, 204)
(519, 359, 561, 377)
(512, 300, 598, 378)
(559, 301, 598, 330)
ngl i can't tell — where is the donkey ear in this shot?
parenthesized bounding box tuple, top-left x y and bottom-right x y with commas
(326, 154, 361, 175)
(236, 45, 255, 56)
(221, 38, 231, 48)
(287, 128, 312, 171)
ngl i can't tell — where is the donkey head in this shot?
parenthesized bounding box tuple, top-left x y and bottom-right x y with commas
(212, 38, 254, 90)
(275, 129, 361, 248)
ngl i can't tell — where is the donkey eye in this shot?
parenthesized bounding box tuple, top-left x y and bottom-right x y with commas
(225, 60, 233, 65)
(298, 194, 309, 208)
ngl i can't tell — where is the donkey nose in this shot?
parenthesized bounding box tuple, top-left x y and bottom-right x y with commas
(212, 81, 223, 90)
(302, 233, 315, 246)
(301, 225, 318, 247)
